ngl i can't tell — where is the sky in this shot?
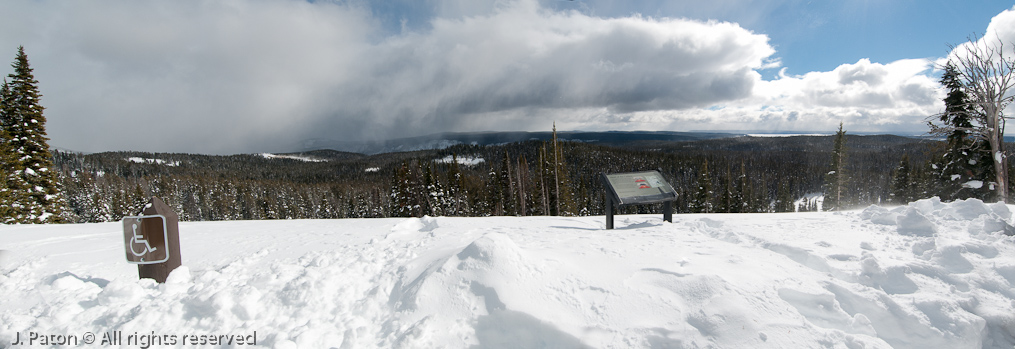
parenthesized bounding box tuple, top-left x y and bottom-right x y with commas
(0, 0, 1013, 154)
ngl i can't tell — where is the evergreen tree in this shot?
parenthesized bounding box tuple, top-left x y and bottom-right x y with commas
(389, 162, 415, 217)
(890, 154, 914, 204)
(447, 154, 468, 216)
(775, 180, 794, 213)
(516, 154, 529, 216)
(484, 164, 503, 216)
(950, 36, 1015, 202)
(823, 123, 849, 211)
(536, 145, 550, 215)
(735, 161, 749, 213)
(0, 125, 29, 222)
(551, 124, 576, 216)
(690, 160, 714, 213)
(0, 47, 64, 223)
(719, 163, 735, 213)
(931, 62, 992, 201)
(914, 161, 938, 202)
(499, 151, 516, 216)
(423, 162, 446, 216)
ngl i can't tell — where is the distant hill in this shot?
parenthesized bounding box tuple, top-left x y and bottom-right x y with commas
(296, 131, 742, 154)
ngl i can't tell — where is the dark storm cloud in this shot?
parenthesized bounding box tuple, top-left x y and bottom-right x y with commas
(306, 3, 775, 142)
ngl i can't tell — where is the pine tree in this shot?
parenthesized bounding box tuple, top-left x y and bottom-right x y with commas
(0, 125, 29, 222)
(719, 163, 735, 213)
(484, 165, 503, 216)
(551, 123, 576, 216)
(931, 62, 993, 201)
(447, 154, 468, 215)
(516, 155, 529, 216)
(389, 162, 415, 217)
(823, 123, 849, 211)
(775, 180, 794, 212)
(735, 161, 749, 213)
(890, 154, 914, 204)
(499, 151, 516, 216)
(423, 162, 445, 216)
(536, 145, 550, 215)
(690, 159, 714, 213)
(0, 47, 64, 223)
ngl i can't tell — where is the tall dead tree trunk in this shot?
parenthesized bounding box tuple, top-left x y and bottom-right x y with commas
(948, 34, 1015, 202)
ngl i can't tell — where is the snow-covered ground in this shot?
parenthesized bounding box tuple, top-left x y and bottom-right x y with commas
(127, 157, 181, 166)
(436, 155, 485, 166)
(2, 198, 1015, 348)
(259, 153, 326, 163)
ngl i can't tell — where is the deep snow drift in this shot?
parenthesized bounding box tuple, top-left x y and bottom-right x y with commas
(2, 198, 1015, 348)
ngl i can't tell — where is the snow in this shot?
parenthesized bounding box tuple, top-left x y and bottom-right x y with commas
(436, 155, 485, 166)
(258, 153, 325, 163)
(965, 180, 985, 189)
(127, 157, 181, 166)
(2, 198, 1015, 348)
(794, 192, 824, 212)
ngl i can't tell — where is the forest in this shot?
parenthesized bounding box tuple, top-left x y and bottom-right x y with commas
(50, 132, 969, 223)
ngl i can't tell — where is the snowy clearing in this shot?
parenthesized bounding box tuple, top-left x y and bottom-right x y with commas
(2, 198, 1015, 348)
(259, 153, 326, 163)
(436, 155, 485, 166)
(127, 157, 180, 167)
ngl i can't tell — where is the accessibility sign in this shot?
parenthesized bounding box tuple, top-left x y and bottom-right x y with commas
(122, 215, 170, 264)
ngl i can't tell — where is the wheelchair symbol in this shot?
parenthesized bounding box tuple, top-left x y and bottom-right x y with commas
(129, 219, 158, 258)
(123, 214, 169, 264)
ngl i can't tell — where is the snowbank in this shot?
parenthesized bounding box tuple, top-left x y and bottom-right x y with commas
(2, 198, 1015, 348)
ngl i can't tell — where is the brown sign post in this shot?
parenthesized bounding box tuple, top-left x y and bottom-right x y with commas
(122, 197, 181, 283)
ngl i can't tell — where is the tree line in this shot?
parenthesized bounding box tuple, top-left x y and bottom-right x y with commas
(50, 132, 937, 222)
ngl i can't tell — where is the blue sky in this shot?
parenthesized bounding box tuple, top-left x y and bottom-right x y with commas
(753, 1, 1012, 76)
(0, 0, 1013, 154)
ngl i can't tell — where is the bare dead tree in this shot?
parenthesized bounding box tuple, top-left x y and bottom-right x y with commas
(931, 34, 1015, 202)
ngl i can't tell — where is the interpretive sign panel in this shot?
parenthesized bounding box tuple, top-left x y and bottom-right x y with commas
(122, 215, 169, 264)
(602, 170, 677, 205)
(601, 170, 678, 229)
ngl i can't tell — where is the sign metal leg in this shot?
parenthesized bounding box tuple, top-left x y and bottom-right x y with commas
(606, 195, 614, 230)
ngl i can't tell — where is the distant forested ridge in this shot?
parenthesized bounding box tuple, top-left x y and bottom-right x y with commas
(52, 134, 962, 223)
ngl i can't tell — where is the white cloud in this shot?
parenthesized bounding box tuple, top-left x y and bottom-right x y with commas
(308, 1, 777, 141)
(607, 58, 942, 133)
(940, 7, 1015, 127)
